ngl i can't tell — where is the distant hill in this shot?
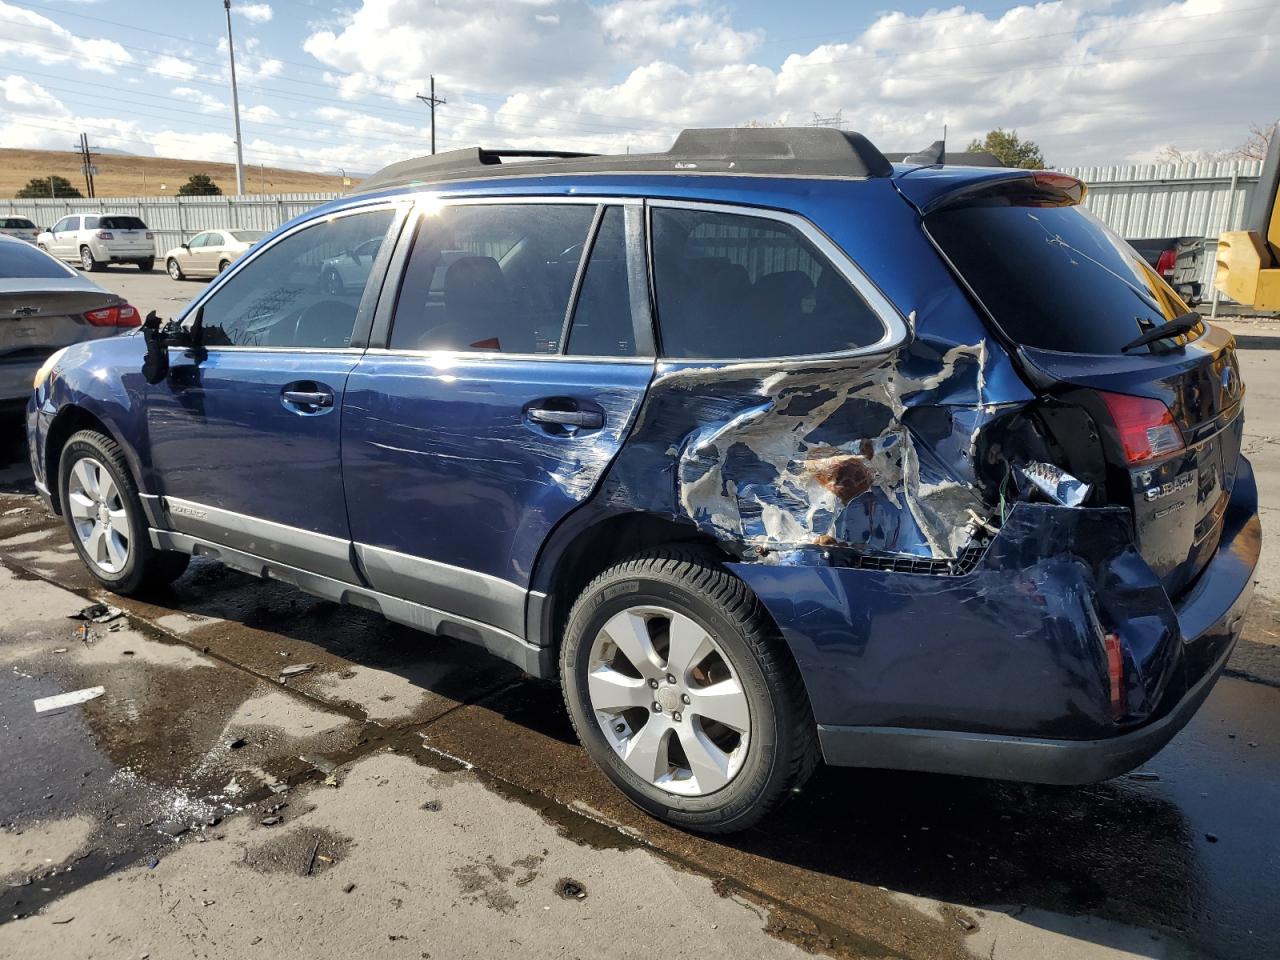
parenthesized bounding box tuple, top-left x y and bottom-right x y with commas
(2, 148, 351, 198)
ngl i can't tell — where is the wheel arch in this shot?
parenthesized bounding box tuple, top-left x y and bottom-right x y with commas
(524, 509, 814, 684)
(44, 405, 138, 516)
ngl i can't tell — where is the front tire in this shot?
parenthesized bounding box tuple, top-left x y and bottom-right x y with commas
(167, 258, 185, 280)
(217, 259, 230, 274)
(79, 246, 102, 272)
(560, 546, 818, 834)
(59, 430, 189, 595)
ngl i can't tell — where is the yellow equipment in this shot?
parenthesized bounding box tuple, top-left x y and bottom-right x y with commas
(1216, 124, 1280, 310)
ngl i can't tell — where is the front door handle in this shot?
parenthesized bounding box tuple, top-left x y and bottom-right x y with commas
(527, 407, 603, 429)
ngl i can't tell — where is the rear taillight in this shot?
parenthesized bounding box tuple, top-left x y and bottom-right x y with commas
(1099, 390, 1185, 464)
(1154, 248, 1177, 278)
(83, 304, 141, 327)
(145, 232, 154, 239)
(96, 230, 114, 240)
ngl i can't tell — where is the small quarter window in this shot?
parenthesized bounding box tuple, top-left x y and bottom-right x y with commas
(390, 203, 596, 354)
(651, 207, 886, 359)
(198, 208, 394, 349)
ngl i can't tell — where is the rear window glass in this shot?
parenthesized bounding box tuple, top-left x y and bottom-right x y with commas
(231, 231, 265, 242)
(100, 216, 147, 230)
(3, 218, 35, 229)
(0, 241, 75, 278)
(927, 202, 1193, 354)
(650, 207, 886, 359)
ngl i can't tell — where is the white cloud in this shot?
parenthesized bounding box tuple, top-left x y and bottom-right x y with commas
(171, 86, 227, 114)
(235, 3, 273, 24)
(0, 0, 132, 73)
(149, 55, 198, 81)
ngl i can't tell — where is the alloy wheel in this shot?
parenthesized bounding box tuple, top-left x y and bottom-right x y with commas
(168, 259, 181, 279)
(66, 456, 130, 574)
(80, 248, 94, 271)
(587, 605, 750, 796)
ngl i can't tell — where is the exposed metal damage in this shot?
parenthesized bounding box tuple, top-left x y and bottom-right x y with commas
(605, 334, 1030, 565)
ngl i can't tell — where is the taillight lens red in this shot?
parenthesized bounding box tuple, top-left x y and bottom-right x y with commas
(84, 304, 141, 327)
(1154, 248, 1177, 277)
(96, 230, 114, 240)
(1099, 390, 1185, 464)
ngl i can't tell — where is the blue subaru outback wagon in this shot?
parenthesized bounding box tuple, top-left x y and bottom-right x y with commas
(27, 129, 1259, 833)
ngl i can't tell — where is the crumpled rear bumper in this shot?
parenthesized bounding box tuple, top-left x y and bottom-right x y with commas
(730, 457, 1260, 784)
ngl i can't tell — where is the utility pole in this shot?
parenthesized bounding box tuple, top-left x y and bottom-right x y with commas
(416, 76, 446, 155)
(223, 0, 247, 194)
(75, 133, 97, 198)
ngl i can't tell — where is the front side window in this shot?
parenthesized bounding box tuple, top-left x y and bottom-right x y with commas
(198, 208, 395, 349)
(390, 203, 596, 354)
(55, 218, 76, 232)
(651, 206, 887, 359)
(189, 233, 211, 248)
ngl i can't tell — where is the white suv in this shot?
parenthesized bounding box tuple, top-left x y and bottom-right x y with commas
(37, 214, 156, 272)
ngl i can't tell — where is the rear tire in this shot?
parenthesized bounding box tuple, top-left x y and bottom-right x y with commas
(137, 258, 155, 272)
(560, 545, 818, 834)
(79, 246, 102, 272)
(58, 429, 189, 595)
(217, 259, 230, 274)
(167, 258, 185, 281)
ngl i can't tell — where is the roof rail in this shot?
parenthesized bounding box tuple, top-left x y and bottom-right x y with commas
(353, 126, 893, 194)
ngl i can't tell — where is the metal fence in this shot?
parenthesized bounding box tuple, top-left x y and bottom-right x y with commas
(2, 160, 1266, 303)
(1060, 160, 1262, 306)
(0, 193, 342, 258)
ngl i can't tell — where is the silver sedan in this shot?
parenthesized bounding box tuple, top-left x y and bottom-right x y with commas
(164, 229, 265, 280)
(0, 235, 139, 404)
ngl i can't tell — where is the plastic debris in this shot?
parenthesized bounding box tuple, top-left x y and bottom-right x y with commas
(68, 604, 124, 624)
(555, 878, 587, 900)
(279, 663, 315, 679)
(1016, 461, 1091, 508)
(260, 816, 283, 826)
(34, 687, 105, 713)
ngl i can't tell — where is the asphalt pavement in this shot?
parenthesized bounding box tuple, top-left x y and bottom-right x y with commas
(1, 266, 1278, 960)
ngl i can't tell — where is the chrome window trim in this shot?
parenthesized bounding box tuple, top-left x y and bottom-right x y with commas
(645, 197, 909, 362)
(176, 198, 412, 327)
(362, 346, 656, 365)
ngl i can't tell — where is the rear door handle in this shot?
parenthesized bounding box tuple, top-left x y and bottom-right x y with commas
(282, 390, 333, 407)
(527, 407, 604, 429)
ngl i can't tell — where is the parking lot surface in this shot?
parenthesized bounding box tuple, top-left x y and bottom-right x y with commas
(1, 267, 1278, 959)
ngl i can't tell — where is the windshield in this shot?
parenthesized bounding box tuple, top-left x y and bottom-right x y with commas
(927, 201, 1195, 354)
(100, 216, 148, 230)
(0, 241, 75, 278)
(230, 231, 265, 242)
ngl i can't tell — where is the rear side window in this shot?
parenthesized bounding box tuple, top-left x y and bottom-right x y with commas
(390, 203, 595, 354)
(83, 217, 99, 230)
(651, 206, 886, 359)
(566, 207, 636, 357)
(198, 208, 395, 349)
(101, 216, 147, 230)
(0, 241, 74, 278)
(927, 202, 1192, 354)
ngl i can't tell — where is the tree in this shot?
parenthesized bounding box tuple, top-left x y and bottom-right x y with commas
(177, 173, 222, 196)
(16, 175, 82, 199)
(966, 128, 1046, 169)
(1154, 121, 1276, 165)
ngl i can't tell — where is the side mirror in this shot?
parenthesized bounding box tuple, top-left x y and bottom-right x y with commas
(181, 242, 190, 250)
(142, 312, 169, 384)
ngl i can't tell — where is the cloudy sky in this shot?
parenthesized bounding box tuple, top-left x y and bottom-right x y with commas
(0, 0, 1276, 176)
